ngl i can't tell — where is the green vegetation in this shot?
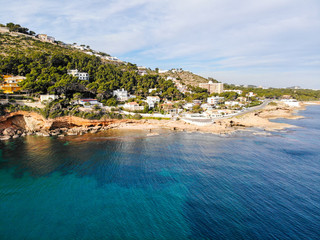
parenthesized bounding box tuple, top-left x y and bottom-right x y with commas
(142, 117, 171, 120)
(225, 84, 320, 101)
(1, 22, 319, 121)
(248, 100, 262, 107)
(3, 22, 36, 35)
(268, 102, 278, 106)
(37, 99, 125, 120)
(0, 31, 183, 101)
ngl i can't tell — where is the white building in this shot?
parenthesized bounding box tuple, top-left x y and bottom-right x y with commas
(123, 102, 144, 111)
(281, 99, 300, 107)
(225, 101, 243, 107)
(201, 103, 214, 110)
(148, 88, 157, 93)
(138, 70, 147, 76)
(77, 99, 103, 108)
(166, 76, 176, 81)
(71, 45, 85, 50)
(104, 56, 120, 61)
(146, 96, 160, 108)
(207, 97, 224, 105)
(113, 89, 132, 101)
(247, 92, 256, 97)
(183, 102, 195, 110)
(171, 68, 183, 73)
(158, 69, 169, 73)
(40, 94, 59, 102)
(67, 69, 89, 81)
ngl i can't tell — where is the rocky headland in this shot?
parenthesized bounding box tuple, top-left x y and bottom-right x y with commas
(0, 102, 315, 140)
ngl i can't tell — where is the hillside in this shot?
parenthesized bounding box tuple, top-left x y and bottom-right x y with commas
(0, 27, 183, 103)
(1, 23, 319, 103)
(0, 31, 81, 57)
(158, 70, 211, 86)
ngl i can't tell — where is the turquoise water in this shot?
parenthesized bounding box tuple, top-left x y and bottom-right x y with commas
(0, 106, 320, 239)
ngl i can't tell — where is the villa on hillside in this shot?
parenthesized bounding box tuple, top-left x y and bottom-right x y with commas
(40, 94, 59, 102)
(123, 102, 144, 111)
(225, 101, 244, 107)
(37, 34, 55, 43)
(104, 56, 122, 62)
(113, 89, 136, 101)
(0, 75, 26, 94)
(166, 76, 176, 81)
(0, 27, 10, 33)
(113, 89, 128, 101)
(201, 103, 214, 110)
(237, 97, 247, 102)
(137, 70, 147, 76)
(71, 45, 86, 50)
(246, 92, 256, 98)
(77, 99, 103, 108)
(183, 102, 194, 110)
(146, 96, 160, 108)
(67, 69, 89, 81)
(207, 96, 224, 105)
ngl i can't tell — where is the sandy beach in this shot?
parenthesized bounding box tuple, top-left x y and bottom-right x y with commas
(106, 101, 316, 135)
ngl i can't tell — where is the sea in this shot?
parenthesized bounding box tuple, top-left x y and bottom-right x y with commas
(0, 106, 319, 240)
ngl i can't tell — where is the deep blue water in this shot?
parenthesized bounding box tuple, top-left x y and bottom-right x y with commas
(0, 106, 320, 240)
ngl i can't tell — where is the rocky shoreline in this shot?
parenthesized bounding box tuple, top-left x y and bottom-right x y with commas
(0, 102, 317, 140)
(0, 111, 136, 140)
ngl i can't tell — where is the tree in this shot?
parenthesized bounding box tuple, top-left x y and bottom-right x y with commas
(73, 92, 82, 100)
(219, 91, 238, 100)
(105, 97, 118, 106)
(191, 105, 202, 113)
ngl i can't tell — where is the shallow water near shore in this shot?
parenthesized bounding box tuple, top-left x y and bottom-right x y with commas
(0, 106, 320, 239)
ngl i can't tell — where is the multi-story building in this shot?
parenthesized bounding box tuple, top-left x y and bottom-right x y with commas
(199, 81, 224, 94)
(0, 75, 26, 93)
(67, 69, 89, 81)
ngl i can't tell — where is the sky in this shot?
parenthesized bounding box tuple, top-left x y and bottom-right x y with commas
(1, 0, 320, 89)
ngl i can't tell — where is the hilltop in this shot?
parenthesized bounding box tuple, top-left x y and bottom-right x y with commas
(157, 70, 216, 87)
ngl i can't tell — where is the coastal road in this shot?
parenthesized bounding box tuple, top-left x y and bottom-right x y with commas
(232, 99, 272, 117)
(181, 99, 273, 125)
